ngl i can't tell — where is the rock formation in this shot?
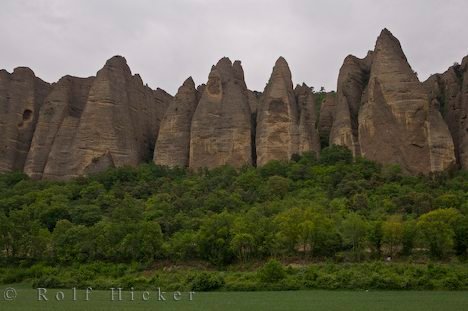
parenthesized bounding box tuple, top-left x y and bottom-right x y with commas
(294, 84, 320, 155)
(329, 28, 455, 174)
(24, 56, 171, 179)
(0, 29, 464, 178)
(189, 58, 252, 169)
(0, 68, 50, 173)
(154, 77, 198, 167)
(256, 57, 300, 165)
(424, 56, 468, 169)
(329, 52, 372, 157)
(24, 76, 94, 179)
(318, 92, 337, 143)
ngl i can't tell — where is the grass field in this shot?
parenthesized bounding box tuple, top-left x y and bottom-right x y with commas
(1, 284, 468, 311)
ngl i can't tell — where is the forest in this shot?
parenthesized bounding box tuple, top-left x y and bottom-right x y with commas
(0, 146, 467, 290)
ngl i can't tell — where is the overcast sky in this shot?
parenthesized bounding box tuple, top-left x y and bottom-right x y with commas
(1, 0, 467, 94)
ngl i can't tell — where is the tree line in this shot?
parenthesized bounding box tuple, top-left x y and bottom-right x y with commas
(0, 146, 467, 266)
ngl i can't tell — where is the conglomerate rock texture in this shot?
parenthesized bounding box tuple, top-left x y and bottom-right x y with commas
(256, 57, 301, 166)
(23, 56, 172, 179)
(189, 58, 253, 169)
(331, 29, 455, 174)
(154, 77, 198, 167)
(0, 68, 50, 173)
(423, 56, 468, 169)
(0, 28, 464, 178)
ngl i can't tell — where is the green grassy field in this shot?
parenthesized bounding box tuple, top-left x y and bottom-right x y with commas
(1, 284, 467, 311)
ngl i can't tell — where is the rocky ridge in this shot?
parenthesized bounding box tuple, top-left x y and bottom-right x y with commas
(0, 29, 465, 179)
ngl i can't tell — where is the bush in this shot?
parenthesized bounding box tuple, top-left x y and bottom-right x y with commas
(258, 259, 286, 283)
(189, 272, 225, 291)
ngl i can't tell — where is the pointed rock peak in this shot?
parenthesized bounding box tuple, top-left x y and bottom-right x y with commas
(105, 55, 128, 67)
(216, 57, 233, 68)
(375, 28, 403, 52)
(294, 83, 311, 96)
(102, 55, 132, 75)
(380, 28, 392, 36)
(276, 56, 288, 66)
(271, 56, 292, 81)
(233, 60, 244, 73)
(133, 73, 143, 85)
(182, 76, 195, 88)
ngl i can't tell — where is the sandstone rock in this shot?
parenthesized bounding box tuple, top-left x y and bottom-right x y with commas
(358, 29, 455, 173)
(189, 58, 252, 169)
(26, 56, 172, 179)
(330, 52, 372, 156)
(154, 77, 198, 167)
(294, 84, 320, 155)
(256, 57, 300, 165)
(424, 56, 468, 169)
(0, 68, 50, 172)
(247, 90, 260, 115)
(24, 75, 94, 179)
(318, 92, 337, 143)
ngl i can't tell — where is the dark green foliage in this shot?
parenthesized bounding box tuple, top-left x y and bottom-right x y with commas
(189, 272, 225, 291)
(257, 259, 286, 283)
(0, 146, 467, 269)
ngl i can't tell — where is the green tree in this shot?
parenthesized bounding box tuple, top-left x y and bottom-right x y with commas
(382, 216, 404, 257)
(341, 213, 368, 261)
(417, 208, 461, 258)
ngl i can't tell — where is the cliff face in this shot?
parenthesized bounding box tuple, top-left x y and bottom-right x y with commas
(331, 29, 455, 174)
(154, 77, 198, 167)
(424, 56, 468, 169)
(330, 52, 372, 157)
(23, 56, 171, 180)
(24, 76, 94, 179)
(0, 68, 50, 173)
(318, 92, 336, 143)
(294, 84, 321, 155)
(0, 29, 464, 178)
(189, 58, 252, 169)
(256, 57, 300, 165)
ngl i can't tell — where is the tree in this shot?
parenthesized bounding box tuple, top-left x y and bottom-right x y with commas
(368, 221, 383, 257)
(266, 176, 291, 199)
(319, 145, 353, 165)
(198, 212, 234, 266)
(231, 233, 255, 262)
(402, 219, 417, 256)
(275, 208, 303, 254)
(382, 216, 404, 257)
(257, 259, 286, 283)
(341, 213, 368, 261)
(417, 208, 461, 258)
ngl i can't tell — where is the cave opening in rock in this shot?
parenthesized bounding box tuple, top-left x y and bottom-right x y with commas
(22, 109, 33, 121)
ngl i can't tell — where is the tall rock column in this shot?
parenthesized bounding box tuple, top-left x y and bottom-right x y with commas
(329, 52, 372, 157)
(24, 56, 171, 180)
(256, 57, 300, 165)
(0, 68, 50, 172)
(294, 84, 321, 155)
(24, 76, 94, 179)
(358, 29, 455, 173)
(424, 56, 468, 169)
(154, 77, 198, 167)
(318, 92, 337, 144)
(189, 58, 252, 169)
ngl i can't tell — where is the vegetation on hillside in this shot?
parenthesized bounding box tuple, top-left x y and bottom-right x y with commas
(0, 145, 466, 266)
(0, 146, 467, 290)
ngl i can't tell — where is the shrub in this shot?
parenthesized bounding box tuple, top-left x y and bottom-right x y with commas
(190, 272, 225, 291)
(257, 259, 286, 283)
